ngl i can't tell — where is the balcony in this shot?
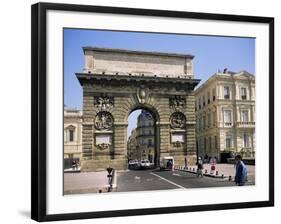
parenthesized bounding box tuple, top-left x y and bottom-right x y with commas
(224, 95, 230, 99)
(224, 122, 232, 127)
(236, 121, 255, 128)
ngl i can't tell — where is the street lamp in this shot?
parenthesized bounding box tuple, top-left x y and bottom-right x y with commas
(106, 167, 114, 192)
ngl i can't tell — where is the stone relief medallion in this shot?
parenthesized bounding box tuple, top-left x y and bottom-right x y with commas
(170, 96, 186, 111)
(94, 112, 114, 130)
(94, 96, 114, 111)
(170, 112, 186, 129)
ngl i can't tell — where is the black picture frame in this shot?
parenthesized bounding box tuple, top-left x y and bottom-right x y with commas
(31, 2, 274, 222)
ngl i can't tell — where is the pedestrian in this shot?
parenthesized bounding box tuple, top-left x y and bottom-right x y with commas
(75, 159, 79, 170)
(184, 156, 187, 169)
(210, 157, 216, 174)
(234, 155, 247, 186)
(71, 160, 76, 171)
(204, 153, 209, 163)
(197, 157, 204, 177)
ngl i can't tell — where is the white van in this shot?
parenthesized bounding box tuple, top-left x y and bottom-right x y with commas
(160, 156, 174, 170)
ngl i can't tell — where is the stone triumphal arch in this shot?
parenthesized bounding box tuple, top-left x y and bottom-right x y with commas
(76, 47, 200, 171)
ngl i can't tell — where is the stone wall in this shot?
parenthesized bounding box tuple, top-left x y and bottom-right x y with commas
(79, 81, 198, 171)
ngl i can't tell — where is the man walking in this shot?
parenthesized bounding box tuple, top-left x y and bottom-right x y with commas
(197, 157, 204, 178)
(235, 155, 247, 186)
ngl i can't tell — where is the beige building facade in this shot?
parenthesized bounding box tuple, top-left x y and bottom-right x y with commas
(76, 47, 200, 171)
(127, 128, 138, 160)
(136, 110, 155, 162)
(64, 108, 83, 167)
(195, 71, 255, 162)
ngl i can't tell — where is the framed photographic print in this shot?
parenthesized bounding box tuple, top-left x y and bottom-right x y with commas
(31, 2, 274, 222)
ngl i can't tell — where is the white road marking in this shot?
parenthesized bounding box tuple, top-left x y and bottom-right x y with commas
(150, 172, 185, 189)
(172, 173, 181, 176)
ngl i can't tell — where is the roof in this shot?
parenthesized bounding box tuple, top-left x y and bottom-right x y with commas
(194, 70, 255, 94)
(83, 46, 194, 59)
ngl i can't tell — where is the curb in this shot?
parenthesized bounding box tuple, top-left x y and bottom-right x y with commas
(175, 166, 228, 179)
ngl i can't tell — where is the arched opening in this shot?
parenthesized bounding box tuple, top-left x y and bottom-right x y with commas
(127, 105, 160, 169)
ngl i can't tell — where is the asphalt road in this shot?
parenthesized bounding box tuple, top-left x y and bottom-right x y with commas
(116, 169, 253, 192)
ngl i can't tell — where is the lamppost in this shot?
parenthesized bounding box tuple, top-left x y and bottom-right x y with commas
(106, 167, 114, 192)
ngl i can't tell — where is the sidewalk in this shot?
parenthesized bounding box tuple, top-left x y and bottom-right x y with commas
(175, 163, 255, 183)
(64, 167, 81, 173)
(64, 170, 117, 194)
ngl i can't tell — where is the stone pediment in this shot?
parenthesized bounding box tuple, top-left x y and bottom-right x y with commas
(233, 71, 255, 80)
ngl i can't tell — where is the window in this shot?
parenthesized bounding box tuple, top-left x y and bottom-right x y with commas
(207, 113, 211, 127)
(243, 133, 250, 147)
(225, 135, 232, 148)
(204, 137, 207, 150)
(203, 95, 206, 107)
(241, 110, 249, 122)
(224, 86, 230, 99)
(214, 136, 217, 149)
(224, 110, 232, 125)
(207, 92, 210, 104)
(199, 98, 201, 109)
(241, 87, 247, 100)
(212, 88, 216, 101)
(148, 139, 153, 146)
(213, 111, 216, 127)
(203, 116, 206, 129)
(69, 129, 74, 142)
(148, 130, 152, 135)
(209, 136, 212, 150)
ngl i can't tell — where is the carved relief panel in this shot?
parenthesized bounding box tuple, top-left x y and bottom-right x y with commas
(94, 96, 114, 111)
(169, 96, 186, 111)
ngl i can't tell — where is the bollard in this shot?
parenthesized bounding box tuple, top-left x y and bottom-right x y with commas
(229, 176, 232, 181)
(205, 169, 208, 174)
(216, 171, 219, 176)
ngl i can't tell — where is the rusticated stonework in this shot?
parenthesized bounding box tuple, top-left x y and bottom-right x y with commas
(76, 47, 200, 171)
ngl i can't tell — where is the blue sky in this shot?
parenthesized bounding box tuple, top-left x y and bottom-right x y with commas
(64, 28, 255, 138)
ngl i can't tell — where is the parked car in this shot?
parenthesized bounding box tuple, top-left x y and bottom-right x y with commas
(140, 159, 151, 169)
(128, 159, 139, 169)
